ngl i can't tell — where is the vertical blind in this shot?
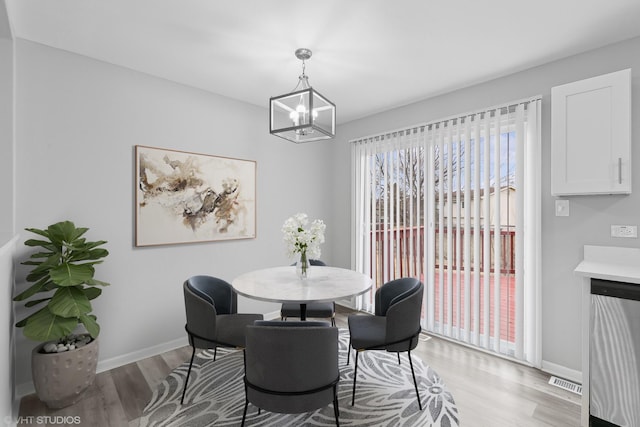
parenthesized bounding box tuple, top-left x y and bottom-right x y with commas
(350, 98, 541, 365)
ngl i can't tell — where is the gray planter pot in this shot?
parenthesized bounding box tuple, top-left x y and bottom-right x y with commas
(31, 337, 99, 409)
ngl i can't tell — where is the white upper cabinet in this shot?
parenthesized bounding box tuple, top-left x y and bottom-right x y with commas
(551, 69, 632, 195)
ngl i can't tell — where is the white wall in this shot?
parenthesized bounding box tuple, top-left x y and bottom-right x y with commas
(13, 39, 335, 391)
(334, 36, 640, 376)
(0, 0, 16, 420)
(0, 35, 13, 234)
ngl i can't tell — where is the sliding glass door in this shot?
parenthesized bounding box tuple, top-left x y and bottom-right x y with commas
(351, 99, 541, 365)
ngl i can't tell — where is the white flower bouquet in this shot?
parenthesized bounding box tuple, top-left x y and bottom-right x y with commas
(282, 213, 326, 269)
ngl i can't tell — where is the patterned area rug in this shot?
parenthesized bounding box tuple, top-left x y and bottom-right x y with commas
(140, 330, 459, 426)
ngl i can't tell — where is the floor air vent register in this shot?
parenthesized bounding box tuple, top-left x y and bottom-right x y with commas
(548, 376, 582, 395)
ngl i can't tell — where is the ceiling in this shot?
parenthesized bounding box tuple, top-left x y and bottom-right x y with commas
(5, 0, 640, 123)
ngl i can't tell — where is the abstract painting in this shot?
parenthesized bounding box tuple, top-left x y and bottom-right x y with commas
(135, 145, 256, 246)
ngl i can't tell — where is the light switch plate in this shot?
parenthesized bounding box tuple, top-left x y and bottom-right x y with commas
(555, 199, 569, 216)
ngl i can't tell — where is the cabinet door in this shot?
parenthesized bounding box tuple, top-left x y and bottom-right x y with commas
(551, 69, 631, 195)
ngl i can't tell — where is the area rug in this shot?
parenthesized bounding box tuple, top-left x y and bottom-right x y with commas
(140, 330, 459, 426)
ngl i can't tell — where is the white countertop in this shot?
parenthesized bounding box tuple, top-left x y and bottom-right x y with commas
(232, 266, 373, 303)
(574, 245, 640, 284)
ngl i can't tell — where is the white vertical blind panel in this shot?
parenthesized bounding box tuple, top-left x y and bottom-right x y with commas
(473, 118, 482, 346)
(445, 125, 454, 336)
(350, 142, 358, 271)
(357, 142, 364, 277)
(364, 143, 371, 280)
(369, 142, 376, 310)
(515, 104, 525, 360)
(352, 140, 370, 311)
(392, 134, 400, 280)
(380, 148, 386, 283)
(383, 147, 390, 284)
(482, 112, 492, 350)
(493, 108, 502, 353)
(407, 144, 414, 278)
(525, 100, 542, 367)
(454, 122, 462, 340)
(437, 126, 445, 335)
(417, 132, 426, 317)
(366, 141, 376, 310)
(411, 142, 417, 278)
(463, 118, 472, 343)
(414, 139, 422, 281)
(408, 144, 413, 277)
(415, 138, 423, 280)
(352, 142, 362, 272)
(426, 130, 436, 332)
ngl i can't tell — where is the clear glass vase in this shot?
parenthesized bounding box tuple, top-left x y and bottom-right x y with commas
(296, 251, 310, 279)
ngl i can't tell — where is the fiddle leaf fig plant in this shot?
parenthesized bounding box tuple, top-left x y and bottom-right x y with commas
(14, 220, 110, 342)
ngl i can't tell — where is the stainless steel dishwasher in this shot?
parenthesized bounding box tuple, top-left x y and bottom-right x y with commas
(590, 278, 640, 427)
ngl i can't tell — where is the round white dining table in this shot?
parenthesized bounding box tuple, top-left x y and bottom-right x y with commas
(232, 266, 372, 320)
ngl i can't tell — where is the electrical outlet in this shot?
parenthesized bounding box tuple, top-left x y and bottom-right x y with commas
(611, 225, 638, 238)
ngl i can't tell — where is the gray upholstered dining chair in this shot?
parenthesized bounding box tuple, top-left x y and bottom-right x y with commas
(241, 320, 340, 426)
(182, 275, 263, 404)
(280, 259, 336, 325)
(346, 277, 424, 409)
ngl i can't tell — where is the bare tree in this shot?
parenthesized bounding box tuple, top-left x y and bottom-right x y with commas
(372, 142, 467, 215)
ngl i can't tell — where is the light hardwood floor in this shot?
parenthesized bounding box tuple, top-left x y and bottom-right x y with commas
(18, 306, 581, 426)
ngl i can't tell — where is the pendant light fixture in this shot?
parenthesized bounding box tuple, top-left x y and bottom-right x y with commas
(269, 48, 336, 143)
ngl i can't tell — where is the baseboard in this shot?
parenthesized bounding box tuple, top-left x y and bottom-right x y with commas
(541, 360, 582, 384)
(15, 336, 190, 398)
(97, 336, 190, 373)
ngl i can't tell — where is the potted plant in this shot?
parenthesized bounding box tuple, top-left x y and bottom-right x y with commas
(13, 220, 110, 408)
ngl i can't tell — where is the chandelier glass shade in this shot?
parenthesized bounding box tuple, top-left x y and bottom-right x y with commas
(269, 48, 336, 143)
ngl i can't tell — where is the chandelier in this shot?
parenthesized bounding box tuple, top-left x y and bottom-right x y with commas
(269, 48, 336, 143)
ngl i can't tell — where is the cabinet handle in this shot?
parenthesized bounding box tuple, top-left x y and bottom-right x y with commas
(619, 158, 622, 184)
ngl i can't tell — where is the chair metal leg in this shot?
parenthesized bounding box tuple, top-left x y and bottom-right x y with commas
(351, 351, 359, 406)
(241, 393, 249, 426)
(407, 350, 422, 410)
(346, 340, 351, 365)
(180, 346, 196, 404)
(397, 352, 401, 365)
(214, 346, 217, 361)
(333, 383, 340, 426)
